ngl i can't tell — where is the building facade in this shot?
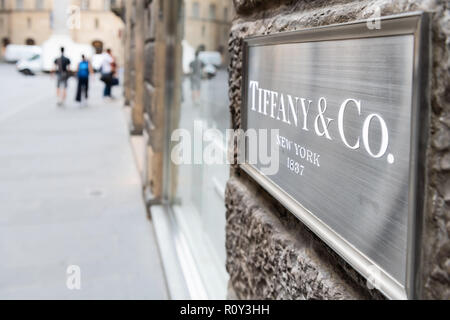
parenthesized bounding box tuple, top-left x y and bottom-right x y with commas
(123, 0, 449, 300)
(0, 0, 125, 63)
(184, 0, 233, 53)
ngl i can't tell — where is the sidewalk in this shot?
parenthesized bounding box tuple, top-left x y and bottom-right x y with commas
(0, 64, 168, 299)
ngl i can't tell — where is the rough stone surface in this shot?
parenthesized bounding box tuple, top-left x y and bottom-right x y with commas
(226, 0, 450, 299)
(225, 176, 384, 299)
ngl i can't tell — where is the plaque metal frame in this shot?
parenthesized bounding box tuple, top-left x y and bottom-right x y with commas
(240, 12, 431, 300)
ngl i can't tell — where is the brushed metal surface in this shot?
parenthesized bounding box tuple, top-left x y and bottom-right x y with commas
(244, 34, 416, 286)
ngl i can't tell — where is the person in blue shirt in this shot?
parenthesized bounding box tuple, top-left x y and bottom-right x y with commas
(75, 54, 93, 106)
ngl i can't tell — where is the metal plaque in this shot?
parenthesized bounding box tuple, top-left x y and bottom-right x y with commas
(241, 13, 430, 299)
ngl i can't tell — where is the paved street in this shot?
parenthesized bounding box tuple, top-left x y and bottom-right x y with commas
(0, 63, 168, 299)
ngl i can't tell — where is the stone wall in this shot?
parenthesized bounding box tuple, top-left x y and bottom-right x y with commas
(143, 0, 165, 199)
(226, 0, 449, 299)
(124, 0, 166, 199)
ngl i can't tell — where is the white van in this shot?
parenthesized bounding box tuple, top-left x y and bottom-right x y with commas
(4, 45, 42, 63)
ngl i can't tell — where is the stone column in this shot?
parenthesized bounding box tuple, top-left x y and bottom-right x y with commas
(129, 0, 136, 112)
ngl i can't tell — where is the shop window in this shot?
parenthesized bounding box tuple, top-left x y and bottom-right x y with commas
(25, 38, 35, 45)
(92, 40, 103, 54)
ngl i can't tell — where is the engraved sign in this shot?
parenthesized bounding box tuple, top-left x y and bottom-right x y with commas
(241, 13, 430, 299)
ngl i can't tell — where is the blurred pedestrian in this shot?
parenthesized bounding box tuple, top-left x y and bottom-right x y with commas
(100, 48, 117, 99)
(189, 49, 204, 106)
(75, 54, 93, 107)
(54, 47, 71, 106)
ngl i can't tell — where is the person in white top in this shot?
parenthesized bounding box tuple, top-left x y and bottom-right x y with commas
(100, 49, 116, 98)
(101, 51, 113, 74)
